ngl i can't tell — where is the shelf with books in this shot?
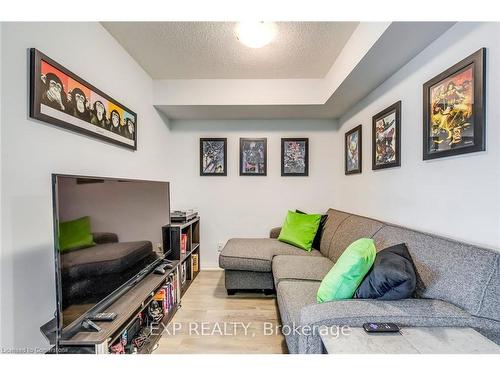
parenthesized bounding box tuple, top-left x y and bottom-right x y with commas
(168, 216, 200, 298)
(107, 266, 180, 354)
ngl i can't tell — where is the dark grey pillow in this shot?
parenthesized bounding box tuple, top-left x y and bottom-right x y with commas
(355, 243, 416, 300)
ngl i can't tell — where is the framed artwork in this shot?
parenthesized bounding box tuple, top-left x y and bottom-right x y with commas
(281, 138, 309, 176)
(240, 138, 267, 176)
(345, 125, 362, 175)
(29, 48, 137, 150)
(423, 48, 486, 160)
(200, 138, 227, 176)
(372, 101, 401, 170)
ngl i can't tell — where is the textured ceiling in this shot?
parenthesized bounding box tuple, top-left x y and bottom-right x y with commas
(101, 21, 358, 79)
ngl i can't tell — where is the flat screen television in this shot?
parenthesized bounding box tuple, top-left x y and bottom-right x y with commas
(52, 174, 170, 338)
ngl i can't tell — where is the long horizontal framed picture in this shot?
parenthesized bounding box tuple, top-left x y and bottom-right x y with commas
(423, 48, 486, 160)
(281, 138, 308, 176)
(240, 138, 267, 176)
(200, 138, 227, 176)
(29, 48, 137, 150)
(372, 101, 401, 170)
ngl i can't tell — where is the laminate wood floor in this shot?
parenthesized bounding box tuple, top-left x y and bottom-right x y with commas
(155, 270, 287, 354)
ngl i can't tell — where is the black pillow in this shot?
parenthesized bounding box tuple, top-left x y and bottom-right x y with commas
(355, 243, 416, 300)
(296, 210, 328, 250)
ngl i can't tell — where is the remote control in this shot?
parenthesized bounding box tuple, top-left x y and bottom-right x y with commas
(82, 319, 102, 332)
(154, 266, 166, 275)
(363, 323, 400, 333)
(87, 312, 117, 321)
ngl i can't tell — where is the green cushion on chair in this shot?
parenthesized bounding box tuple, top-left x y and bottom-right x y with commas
(317, 238, 376, 302)
(278, 210, 321, 251)
(58, 216, 95, 253)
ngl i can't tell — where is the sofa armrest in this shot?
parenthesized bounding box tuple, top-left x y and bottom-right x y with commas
(92, 232, 118, 244)
(269, 227, 282, 239)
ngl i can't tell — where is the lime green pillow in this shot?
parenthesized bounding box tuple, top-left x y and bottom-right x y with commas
(317, 238, 376, 302)
(278, 210, 321, 251)
(58, 216, 95, 253)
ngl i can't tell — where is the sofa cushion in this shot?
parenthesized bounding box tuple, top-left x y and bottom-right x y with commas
(373, 225, 500, 320)
(278, 210, 322, 251)
(355, 243, 417, 300)
(219, 238, 322, 272)
(326, 214, 384, 262)
(272, 255, 333, 286)
(317, 238, 376, 302)
(319, 209, 351, 257)
(276, 280, 319, 354)
(296, 210, 328, 250)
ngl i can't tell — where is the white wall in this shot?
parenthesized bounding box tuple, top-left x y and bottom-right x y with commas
(335, 22, 500, 250)
(168, 119, 338, 268)
(0, 22, 171, 351)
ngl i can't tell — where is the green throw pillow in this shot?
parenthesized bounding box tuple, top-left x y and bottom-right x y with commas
(278, 210, 321, 251)
(317, 238, 376, 302)
(58, 216, 95, 253)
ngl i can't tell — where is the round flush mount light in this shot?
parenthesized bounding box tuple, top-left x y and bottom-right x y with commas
(236, 22, 277, 48)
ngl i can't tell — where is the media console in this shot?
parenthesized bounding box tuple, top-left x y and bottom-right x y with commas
(41, 216, 201, 354)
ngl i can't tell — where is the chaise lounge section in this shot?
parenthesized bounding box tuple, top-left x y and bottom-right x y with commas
(219, 208, 500, 353)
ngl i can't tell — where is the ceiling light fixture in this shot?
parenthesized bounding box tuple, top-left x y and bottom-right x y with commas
(236, 22, 277, 48)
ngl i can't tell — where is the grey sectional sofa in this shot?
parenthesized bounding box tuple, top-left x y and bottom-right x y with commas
(219, 208, 500, 354)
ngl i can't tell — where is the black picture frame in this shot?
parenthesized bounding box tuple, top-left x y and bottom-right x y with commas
(281, 138, 309, 176)
(199, 138, 227, 176)
(423, 48, 486, 160)
(239, 138, 267, 176)
(372, 101, 401, 170)
(345, 125, 362, 175)
(29, 48, 138, 150)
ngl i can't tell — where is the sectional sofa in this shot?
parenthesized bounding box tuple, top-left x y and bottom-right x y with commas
(219, 208, 500, 354)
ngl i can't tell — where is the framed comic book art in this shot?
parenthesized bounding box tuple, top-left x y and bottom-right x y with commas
(372, 101, 401, 170)
(240, 138, 267, 176)
(345, 125, 362, 175)
(281, 138, 309, 176)
(423, 48, 486, 160)
(29, 48, 137, 150)
(200, 138, 227, 176)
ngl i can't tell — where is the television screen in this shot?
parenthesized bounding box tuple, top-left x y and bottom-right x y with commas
(53, 175, 170, 331)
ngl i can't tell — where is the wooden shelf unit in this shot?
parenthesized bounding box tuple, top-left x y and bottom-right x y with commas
(168, 217, 201, 296)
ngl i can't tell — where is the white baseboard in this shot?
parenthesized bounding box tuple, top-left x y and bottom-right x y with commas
(200, 266, 223, 271)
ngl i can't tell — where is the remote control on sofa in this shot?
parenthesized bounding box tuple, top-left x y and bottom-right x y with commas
(363, 323, 400, 333)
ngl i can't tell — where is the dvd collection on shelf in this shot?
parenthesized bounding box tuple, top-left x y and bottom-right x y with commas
(180, 262, 187, 285)
(192, 253, 199, 273)
(109, 271, 178, 354)
(181, 233, 188, 254)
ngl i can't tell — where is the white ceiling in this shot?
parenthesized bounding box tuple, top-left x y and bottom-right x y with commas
(101, 21, 455, 120)
(101, 21, 358, 79)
